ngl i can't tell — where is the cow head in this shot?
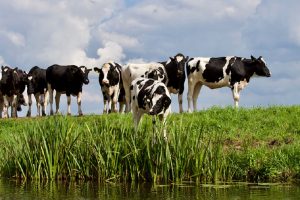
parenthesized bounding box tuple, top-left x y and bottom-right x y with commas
(168, 53, 189, 78)
(1, 66, 14, 85)
(94, 62, 119, 87)
(149, 93, 171, 115)
(250, 55, 271, 77)
(79, 66, 92, 84)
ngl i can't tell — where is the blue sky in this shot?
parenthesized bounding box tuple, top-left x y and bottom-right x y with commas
(0, 0, 299, 116)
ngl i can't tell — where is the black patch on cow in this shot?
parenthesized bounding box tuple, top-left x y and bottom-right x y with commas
(137, 79, 155, 109)
(154, 85, 166, 95)
(130, 85, 133, 90)
(106, 67, 119, 87)
(133, 95, 135, 100)
(27, 66, 47, 95)
(202, 57, 227, 83)
(118, 86, 126, 103)
(141, 75, 144, 77)
(150, 94, 171, 115)
(163, 54, 186, 94)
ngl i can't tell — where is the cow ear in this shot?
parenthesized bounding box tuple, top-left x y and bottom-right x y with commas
(251, 55, 256, 61)
(1, 66, 4, 71)
(185, 56, 189, 62)
(94, 67, 100, 73)
(169, 57, 175, 61)
(258, 56, 262, 60)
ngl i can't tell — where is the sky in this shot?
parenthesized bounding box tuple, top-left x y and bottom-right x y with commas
(0, 0, 299, 116)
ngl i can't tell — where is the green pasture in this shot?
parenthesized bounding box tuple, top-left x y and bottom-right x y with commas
(0, 106, 299, 184)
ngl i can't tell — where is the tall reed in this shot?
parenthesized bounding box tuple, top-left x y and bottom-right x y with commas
(0, 106, 299, 183)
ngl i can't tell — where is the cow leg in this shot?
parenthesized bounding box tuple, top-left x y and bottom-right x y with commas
(119, 102, 125, 113)
(34, 93, 41, 116)
(11, 94, 18, 118)
(48, 84, 54, 115)
(3, 96, 9, 118)
(232, 83, 240, 108)
(55, 92, 61, 114)
(67, 95, 71, 115)
(178, 93, 183, 113)
(132, 105, 143, 132)
(103, 99, 108, 113)
(187, 79, 196, 113)
(42, 91, 48, 116)
(124, 85, 131, 113)
(107, 98, 112, 113)
(27, 94, 32, 117)
(77, 92, 83, 116)
(0, 96, 3, 118)
(192, 83, 203, 112)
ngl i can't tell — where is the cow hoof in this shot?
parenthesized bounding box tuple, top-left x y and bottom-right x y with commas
(26, 112, 31, 117)
(50, 111, 54, 115)
(42, 112, 46, 116)
(78, 113, 83, 116)
(67, 113, 71, 116)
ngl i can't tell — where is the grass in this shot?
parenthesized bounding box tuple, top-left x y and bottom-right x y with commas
(0, 106, 299, 184)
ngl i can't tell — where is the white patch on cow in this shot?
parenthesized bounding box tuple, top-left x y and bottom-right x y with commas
(28, 76, 33, 81)
(80, 67, 85, 73)
(3, 68, 8, 72)
(101, 63, 111, 84)
(176, 55, 184, 62)
(238, 79, 248, 90)
(14, 71, 18, 74)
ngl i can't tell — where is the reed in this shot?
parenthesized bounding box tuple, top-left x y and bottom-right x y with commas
(0, 106, 299, 184)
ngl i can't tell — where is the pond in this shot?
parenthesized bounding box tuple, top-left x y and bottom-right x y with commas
(0, 179, 299, 199)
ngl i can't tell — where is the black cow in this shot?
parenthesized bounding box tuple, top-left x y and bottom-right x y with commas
(160, 53, 188, 113)
(186, 55, 271, 112)
(131, 77, 171, 138)
(94, 62, 125, 113)
(26, 66, 48, 117)
(0, 66, 27, 118)
(46, 64, 92, 116)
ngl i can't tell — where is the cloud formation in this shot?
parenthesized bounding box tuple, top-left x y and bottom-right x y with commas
(0, 0, 299, 116)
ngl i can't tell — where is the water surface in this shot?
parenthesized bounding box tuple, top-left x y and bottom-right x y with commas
(0, 180, 299, 199)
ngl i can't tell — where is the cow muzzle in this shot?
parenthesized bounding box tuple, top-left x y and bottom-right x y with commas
(102, 79, 109, 86)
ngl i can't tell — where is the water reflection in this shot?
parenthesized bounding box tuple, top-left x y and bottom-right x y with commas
(0, 179, 299, 200)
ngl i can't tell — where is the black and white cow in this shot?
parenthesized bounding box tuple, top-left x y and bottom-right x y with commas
(186, 56, 271, 112)
(122, 53, 188, 113)
(130, 77, 171, 138)
(26, 66, 48, 117)
(94, 62, 125, 113)
(0, 66, 27, 118)
(46, 64, 92, 116)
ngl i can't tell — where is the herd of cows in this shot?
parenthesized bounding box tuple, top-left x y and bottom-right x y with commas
(0, 53, 271, 130)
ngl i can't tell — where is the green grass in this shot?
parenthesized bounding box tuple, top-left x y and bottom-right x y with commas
(0, 106, 299, 184)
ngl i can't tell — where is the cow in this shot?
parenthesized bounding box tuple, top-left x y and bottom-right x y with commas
(130, 77, 171, 138)
(94, 62, 125, 113)
(0, 66, 27, 118)
(46, 64, 92, 116)
(122, 53, 188, 113)
(26, 66, 48, 117)
(186, 55, 271, 112)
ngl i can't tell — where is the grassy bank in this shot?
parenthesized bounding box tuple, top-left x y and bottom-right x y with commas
(0, 106, 299, 184)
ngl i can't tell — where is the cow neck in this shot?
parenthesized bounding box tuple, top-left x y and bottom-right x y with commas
(243, 60, 257, 81)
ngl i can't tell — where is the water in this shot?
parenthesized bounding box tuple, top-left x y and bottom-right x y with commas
(0, 179, 299, 200)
